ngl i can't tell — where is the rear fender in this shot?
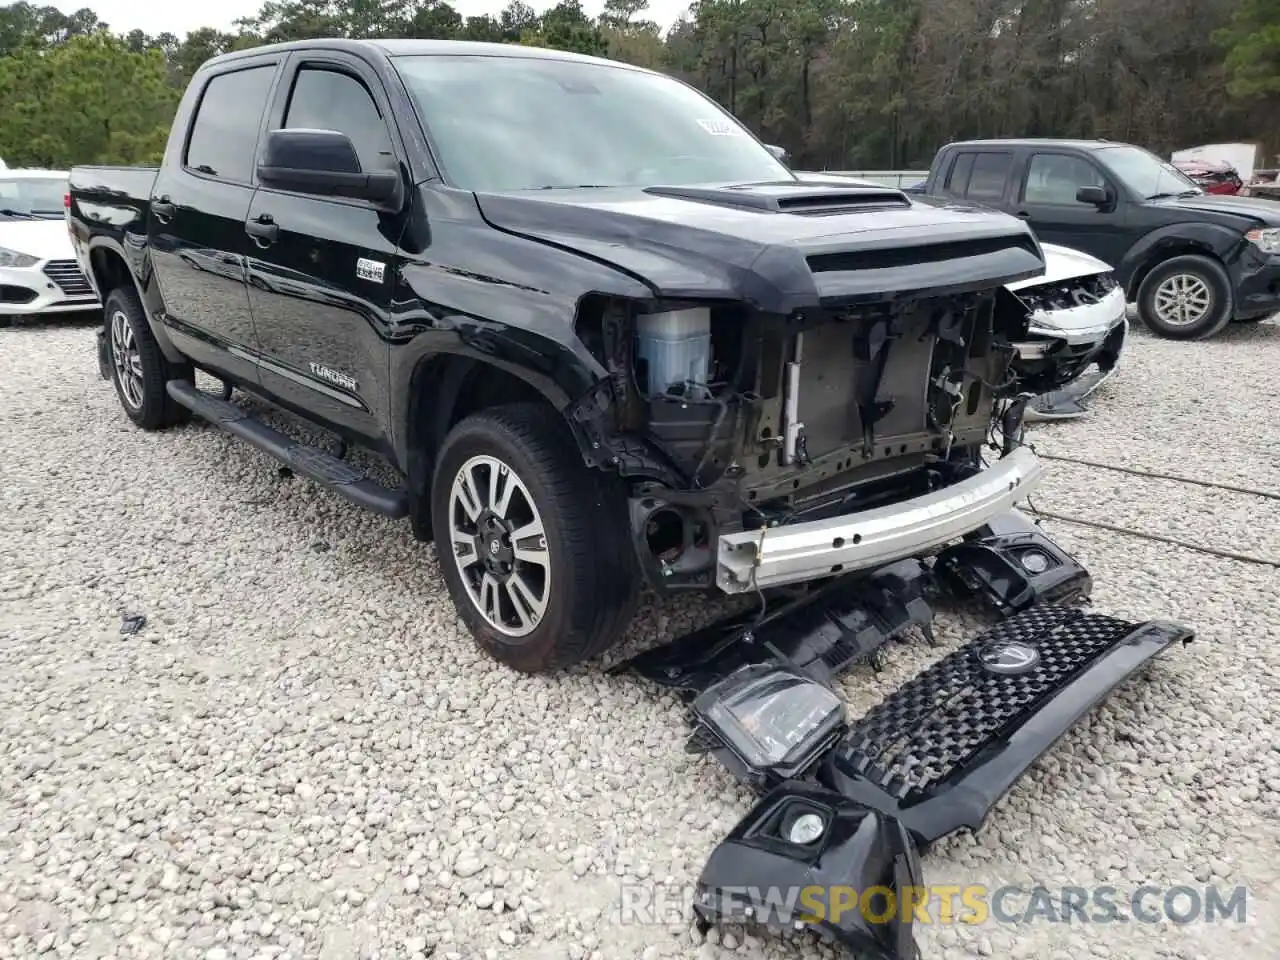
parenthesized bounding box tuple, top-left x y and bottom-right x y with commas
(87, 238, 186, 364)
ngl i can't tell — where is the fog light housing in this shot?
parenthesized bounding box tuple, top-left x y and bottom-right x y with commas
(1019, 549, 1050, 574)
(786, 811, 826, 845)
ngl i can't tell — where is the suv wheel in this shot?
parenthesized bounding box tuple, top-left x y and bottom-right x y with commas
(430, 402, 638, 673)
(104, 286, 192, 429)
(1136, 255, 1232, 340)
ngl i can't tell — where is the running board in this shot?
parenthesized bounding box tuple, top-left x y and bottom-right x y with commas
(166, 380, 408, 518)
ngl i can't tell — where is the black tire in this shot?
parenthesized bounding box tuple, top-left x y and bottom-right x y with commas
(430, 402, 639, 673)
(1136, 254, 1232, 340)
(104, 286, 192, 430)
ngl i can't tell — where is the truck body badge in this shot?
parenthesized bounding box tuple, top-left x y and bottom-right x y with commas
(309, 362, 358, 392)
(355, 258, 386, 283)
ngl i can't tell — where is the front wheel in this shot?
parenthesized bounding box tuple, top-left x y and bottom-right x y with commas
(1136, 255, 1232, 340)
(430, 403, 639, 673)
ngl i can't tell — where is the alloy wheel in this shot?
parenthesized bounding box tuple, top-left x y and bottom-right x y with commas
(447, 454, 551, 637)
(110, 310, 144, 409)
(1152, 273, 1212, 327)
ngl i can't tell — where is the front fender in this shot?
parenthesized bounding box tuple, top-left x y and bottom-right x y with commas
(1117, 222, 1245, 294)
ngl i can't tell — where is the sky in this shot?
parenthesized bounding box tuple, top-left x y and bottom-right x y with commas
(54, 0, 694, 38)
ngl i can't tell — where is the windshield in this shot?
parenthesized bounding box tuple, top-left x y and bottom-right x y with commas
(0, 176, 66, 218)
(392, 54, 792, 193)
(1095, 146, 1201, 200)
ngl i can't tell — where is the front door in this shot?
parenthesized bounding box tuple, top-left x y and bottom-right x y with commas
(244, 54, 404, 447)
(148, 60, 280, 383)
(1016, 152, 1130, 266)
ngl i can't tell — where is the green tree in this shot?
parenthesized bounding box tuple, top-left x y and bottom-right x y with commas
(0, 32, 177, 166)
(1217, 0, 1280, 98)
(520, 0, 609, 55)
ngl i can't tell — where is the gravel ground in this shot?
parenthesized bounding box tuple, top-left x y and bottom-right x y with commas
(1, 316, 1278, 960)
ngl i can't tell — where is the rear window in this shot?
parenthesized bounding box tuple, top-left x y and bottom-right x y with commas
(966, 153, 1011, 200)
(185, 65, 276, 183)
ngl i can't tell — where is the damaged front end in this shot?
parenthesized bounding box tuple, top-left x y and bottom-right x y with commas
(563, 184, 1049, 596)
(1005, 247, 1129, 422)
(613, 511, 1192, 959)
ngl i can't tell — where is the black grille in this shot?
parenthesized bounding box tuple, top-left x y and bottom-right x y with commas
(836, 605, 1134, 800)
(42, 259, 94, 298)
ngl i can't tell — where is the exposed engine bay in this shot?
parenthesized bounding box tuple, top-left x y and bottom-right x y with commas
(573, 282, 1043, 593)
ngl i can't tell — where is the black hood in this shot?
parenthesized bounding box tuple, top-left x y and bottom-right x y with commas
(475, 181, 1046, 315)
(1153, 192, 1280, 226)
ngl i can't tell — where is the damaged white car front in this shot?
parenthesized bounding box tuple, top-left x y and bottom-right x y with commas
(1007, 243, 1128, 421)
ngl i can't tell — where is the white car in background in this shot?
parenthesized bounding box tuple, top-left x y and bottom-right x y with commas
(0, 168, 100, 324)
(793, 170, 1127, 420)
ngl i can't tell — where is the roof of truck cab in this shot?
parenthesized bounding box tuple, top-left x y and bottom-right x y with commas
(945, 139, 1124, 151)
(207, 38, 643, 72)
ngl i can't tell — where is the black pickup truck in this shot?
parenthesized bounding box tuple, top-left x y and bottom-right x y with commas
(68, 38, 1065, 672)
(912, 138, 1280, 339)
(69, 41, 1194, 960)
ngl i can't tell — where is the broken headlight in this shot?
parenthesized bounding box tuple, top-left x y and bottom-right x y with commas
(689, 664, 846, 786)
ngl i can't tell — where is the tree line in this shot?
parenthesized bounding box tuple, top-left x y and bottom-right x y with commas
(0, 0, 1276, 172)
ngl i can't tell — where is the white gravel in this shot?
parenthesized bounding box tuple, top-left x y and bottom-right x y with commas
(1, 316, 1279, 960)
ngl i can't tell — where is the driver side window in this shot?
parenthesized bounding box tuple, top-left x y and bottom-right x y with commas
(283, 67, 396, 174)
(1024, 154, 1105, 205)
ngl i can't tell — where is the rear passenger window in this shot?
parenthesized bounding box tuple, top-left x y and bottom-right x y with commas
(185, 65, 276, 183)
(965, 153, 1011, 200)
(284, 68, 395, 173)
(945, 153, 975, 196)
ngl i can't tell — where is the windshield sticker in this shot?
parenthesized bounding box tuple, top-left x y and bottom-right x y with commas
(697, 118, 742, 136)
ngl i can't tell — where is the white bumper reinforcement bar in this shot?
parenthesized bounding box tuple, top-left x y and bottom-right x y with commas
(715, 446, 1046, 593)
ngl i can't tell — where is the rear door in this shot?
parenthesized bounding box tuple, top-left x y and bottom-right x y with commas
(244, 51, 405, 447)
(148, 59, 281, 382)
(1015, 151, 1129, 265)
(937, 149, 1016, 214)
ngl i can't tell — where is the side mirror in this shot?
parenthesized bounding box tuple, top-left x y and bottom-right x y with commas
(765, 143, 789, 166)
(257, 129, 402, 207)
(1076, 185, 1109, 207)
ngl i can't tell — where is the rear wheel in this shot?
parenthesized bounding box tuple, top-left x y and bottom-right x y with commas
(104, 286, 193, 430)
(430, 403, 638, 673)
(1136, 255, 1232, 340)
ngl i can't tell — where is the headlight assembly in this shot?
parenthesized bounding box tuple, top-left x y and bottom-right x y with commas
(0, 247, 39, 269)
(1246, 227, 1280, 255)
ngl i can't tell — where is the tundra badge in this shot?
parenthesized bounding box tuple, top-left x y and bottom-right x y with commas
(355, 258, 386, 283)
(309, 362, 358, 392)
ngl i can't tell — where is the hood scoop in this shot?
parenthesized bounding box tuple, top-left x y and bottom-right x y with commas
(643, 182, 912, 215)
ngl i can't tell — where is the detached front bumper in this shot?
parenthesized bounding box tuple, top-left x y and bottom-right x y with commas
(716, 447, 1044, 593)
(0, 259, 100, 316)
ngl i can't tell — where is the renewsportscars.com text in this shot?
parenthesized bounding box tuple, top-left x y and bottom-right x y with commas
(616, 882, 1249, 927)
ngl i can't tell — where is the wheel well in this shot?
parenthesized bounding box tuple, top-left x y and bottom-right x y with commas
(1127, 242, 1222, 300)
(89, 247, 132, 314)
(408, 354, 556, 492)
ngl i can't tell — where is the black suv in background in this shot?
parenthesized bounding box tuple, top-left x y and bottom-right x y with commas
(914, 139, 1280, 339)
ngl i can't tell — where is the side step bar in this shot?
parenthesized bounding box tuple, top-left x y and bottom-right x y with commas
(166, 380, 408, 518)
